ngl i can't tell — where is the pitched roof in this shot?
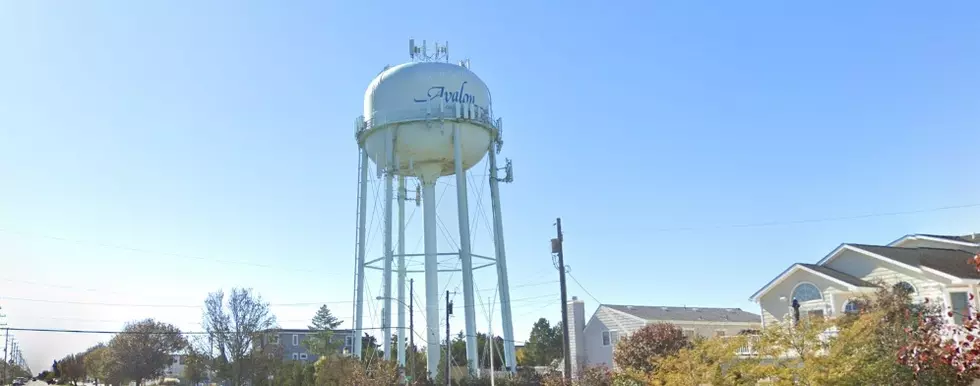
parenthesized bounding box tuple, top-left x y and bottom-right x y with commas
(849, 244, 980, 279)
(798, 263, 875, 287)
(919, 234, 980, 245)
(603, 305, 760, 323)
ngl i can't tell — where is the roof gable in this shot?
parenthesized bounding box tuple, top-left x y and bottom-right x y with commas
(849, 244, 980, 280)
(749, 261, 874, 302)
(889, 234, 980, 248)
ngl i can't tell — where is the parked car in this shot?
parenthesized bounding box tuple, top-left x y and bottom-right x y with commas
(13, 377, 26, 386)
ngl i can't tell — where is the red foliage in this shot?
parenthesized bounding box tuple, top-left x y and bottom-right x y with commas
(898, 252, 980, 380)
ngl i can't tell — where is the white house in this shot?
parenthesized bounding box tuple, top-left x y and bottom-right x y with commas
(750, 233, 980, 328)
(566, 296, 760, 377)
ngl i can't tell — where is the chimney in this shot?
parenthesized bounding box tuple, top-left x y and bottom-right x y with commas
(567, 296, 587, 378)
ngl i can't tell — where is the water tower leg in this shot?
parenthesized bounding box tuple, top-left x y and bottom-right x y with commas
(453, 125, 479, 376)
(353, 148, 369, 359)
(382, 130, 395, 362)
(397, 175, 407, 367)
(488, 143, 517, 372)
(419, 165, 441, 380)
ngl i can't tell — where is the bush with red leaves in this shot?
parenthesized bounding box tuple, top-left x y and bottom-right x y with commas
(897, 252, 980, 383)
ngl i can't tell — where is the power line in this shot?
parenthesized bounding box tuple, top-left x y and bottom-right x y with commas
(1, 326, 402, 335)
(0, 296, 352, 308)
(647, 202, 980, 232)
(567, 272, 600, 306)
(0, 226, 344, 274)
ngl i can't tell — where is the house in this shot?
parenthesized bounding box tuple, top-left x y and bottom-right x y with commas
(258, 328, 357, 362)
(750, 233, 980, 328)
(566, 296, 761, 376)
(161, 353, 186, 379)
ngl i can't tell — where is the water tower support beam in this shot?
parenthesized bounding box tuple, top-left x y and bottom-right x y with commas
(353, 148, 369, 358)
(454, 123, 480, 376)
(419, 164, 442, 380)
(488, 141, 517, 372)
(397, 173, 407, 367)
(382, 129, 395, 361)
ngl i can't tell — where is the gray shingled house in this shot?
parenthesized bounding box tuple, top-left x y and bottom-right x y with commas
(566, 296, 760, 376)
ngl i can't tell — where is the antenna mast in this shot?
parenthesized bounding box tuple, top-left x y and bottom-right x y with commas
(409, 38, 450, 62)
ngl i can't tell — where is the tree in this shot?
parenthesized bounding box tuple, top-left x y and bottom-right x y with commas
(360, 333, 382, 361)
(524, 318, 563, 366)
(57, 353, 85, 385)
(651, 335, 748, 386)
(613, 322, 689, 374)
(182, 346, 210, 385)
(202, 287, 277, 386)
(84, 345, 111, 385)
(303, 304, 343, 357)
(108, 318, 188, 386)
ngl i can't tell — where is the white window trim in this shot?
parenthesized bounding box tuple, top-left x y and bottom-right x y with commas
(292, 334, 300, 346)
(894, 281, 917, 294)
(791, 281, 823, 303)
(268, 334, 280, 345)
(682, 328, 696, 338)
(714, 329, 727, 337)
(291, 353, 299, 360)
(601, 330, 611, 346)
(842, 299, 860, 314)
(299, 353, 308, 360)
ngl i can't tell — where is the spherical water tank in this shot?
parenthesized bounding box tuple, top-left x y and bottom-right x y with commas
(358, 61, 496, 182)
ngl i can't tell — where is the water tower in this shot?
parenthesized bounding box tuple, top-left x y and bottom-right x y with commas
(351, 39, 516, 379)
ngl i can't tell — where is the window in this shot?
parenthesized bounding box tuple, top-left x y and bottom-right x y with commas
(345, 336, 354, 347)
(292, 334, 300, 346)
(683, 329, 696, 338)
(951, 292, 970, 325)
(894, 281, 916, 295)
(792, 283, 822, 302)
(714, 330, 726, 338)
(843, 300, 860, 314)
(610, 331, 620, 345)
(300, 353, 308, 360)
(602, 331, 611, 346)
(268, 334, 280, 345)
(291, 353, 299, 361)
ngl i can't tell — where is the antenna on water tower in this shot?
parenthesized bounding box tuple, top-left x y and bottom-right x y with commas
(409, 38, 450, 62)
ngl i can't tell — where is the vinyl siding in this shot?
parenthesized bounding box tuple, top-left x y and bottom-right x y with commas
(758, 268, 848, 325)
(582, 306, 645, 369)
(824, 249, 943, 304)
(581, 306, 758, 370)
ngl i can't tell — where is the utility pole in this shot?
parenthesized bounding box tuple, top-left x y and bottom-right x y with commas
(488, 296, 495, 386)
(445, 291, 453, 386)
(552, 218, 571, 379)
(2, 306, 8, 385)
(409, 279, 415, 374)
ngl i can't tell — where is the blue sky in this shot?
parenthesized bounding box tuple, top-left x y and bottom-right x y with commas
(2, 0, 979, 371)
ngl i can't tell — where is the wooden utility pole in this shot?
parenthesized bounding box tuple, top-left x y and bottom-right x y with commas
(553, 218, 572, 379)
(445, 291, 453, 386)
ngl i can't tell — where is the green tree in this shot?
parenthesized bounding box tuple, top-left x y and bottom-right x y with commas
(57, 353, 85, 385)
(203, 287, 277, 386)
(303, 305, 343, 357)
(524, 318, 563, 366)
(613, 322, 689, 375)
(182, 346, 210, 385)
(84, 345, 111, 385)
(108, 318, 188, 386)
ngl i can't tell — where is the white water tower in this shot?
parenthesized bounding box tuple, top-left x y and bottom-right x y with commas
(351, 39, 517, 379)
